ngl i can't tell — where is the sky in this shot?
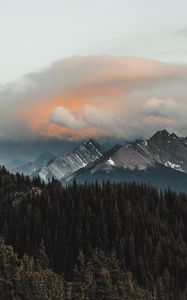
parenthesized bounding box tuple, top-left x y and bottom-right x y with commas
(1, 0, 187, 84)
(0, 0, 187, 161)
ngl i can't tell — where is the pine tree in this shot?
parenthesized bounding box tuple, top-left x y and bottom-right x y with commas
(35, 239, 49, 270)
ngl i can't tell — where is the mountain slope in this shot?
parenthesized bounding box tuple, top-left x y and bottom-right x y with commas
(13, 161, 40, 176)
(65, 164, 187, 193)
(32, 139, 105, 182)
(71, 130, 187, 175)
(64, 130, 187, 192)
(14, 129, 187, 192)
(5, 158, 26, 171)
(35, 151, 54, 167)
(147, 129, 187, 172)
(13, 151, 54, 176)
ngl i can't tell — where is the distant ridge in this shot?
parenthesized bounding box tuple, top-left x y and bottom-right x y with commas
(63, 130, 187, 192)
(12, 129, 187, 192)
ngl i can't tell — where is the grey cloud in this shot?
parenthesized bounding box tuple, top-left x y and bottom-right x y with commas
(144, 98, 187, 117)
(0, 56, 187, 140)
(83, 105, 126, 137)
(50, 106, 87, 130)
(83, 105, 116, 128)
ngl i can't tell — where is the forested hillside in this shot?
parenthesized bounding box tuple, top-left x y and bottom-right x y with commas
(0, 166, 186, 299)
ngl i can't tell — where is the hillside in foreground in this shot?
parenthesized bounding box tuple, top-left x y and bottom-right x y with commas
(0, 166, 186, 299)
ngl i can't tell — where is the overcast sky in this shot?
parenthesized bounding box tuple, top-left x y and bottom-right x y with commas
(0, 0, 187, 84)
(0, 0, 187, 157)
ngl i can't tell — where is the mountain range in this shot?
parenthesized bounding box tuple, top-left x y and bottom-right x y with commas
(13, 129, 187, 192)
(12, 151, 54, 176)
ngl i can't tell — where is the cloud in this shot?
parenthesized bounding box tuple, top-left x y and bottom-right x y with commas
(84, 105, 116, 128)
(144, 97, 186, 116)
(50, 106, 87, 130)
(0, 55, 187, 140)
(50, 105, 126, 138)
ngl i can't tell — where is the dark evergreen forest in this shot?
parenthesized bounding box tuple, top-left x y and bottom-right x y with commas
(0, 166, 186, 299)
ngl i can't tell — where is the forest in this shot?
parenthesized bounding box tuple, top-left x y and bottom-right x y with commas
(0, 166, 186, 299)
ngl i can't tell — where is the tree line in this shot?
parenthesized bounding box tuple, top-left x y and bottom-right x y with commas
(0, 166, 186, 299)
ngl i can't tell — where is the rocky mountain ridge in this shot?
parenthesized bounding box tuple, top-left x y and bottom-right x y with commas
(13, 129, 187, 191)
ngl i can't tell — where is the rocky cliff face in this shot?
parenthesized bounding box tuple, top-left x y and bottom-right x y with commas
(13, 130, 187, 192)
(32, 139, 105, 182)
(76, 130, 187, 175)
(63, 130, 187, 192)
(147, 130, 187, 172)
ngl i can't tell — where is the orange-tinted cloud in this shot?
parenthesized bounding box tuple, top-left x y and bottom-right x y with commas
(1, 56, 187, 140)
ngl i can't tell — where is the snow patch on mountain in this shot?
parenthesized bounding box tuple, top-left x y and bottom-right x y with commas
(107, 158, 115, 166)
(165, 161, 183, 172)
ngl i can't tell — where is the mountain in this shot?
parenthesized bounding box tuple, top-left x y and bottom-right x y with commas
(35, 151, 54, 167)
(5, 158, 26, 171)
(31, 139, 105, 182)
(12, 130, 187, 192)
(13, 161, 40, 176)
(64, 130, 187, 192)
(147, 129, 187, 172)
(65, 163, 187, 193)
(13, 151, 54, 176)
(181, 136, 187, 146)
